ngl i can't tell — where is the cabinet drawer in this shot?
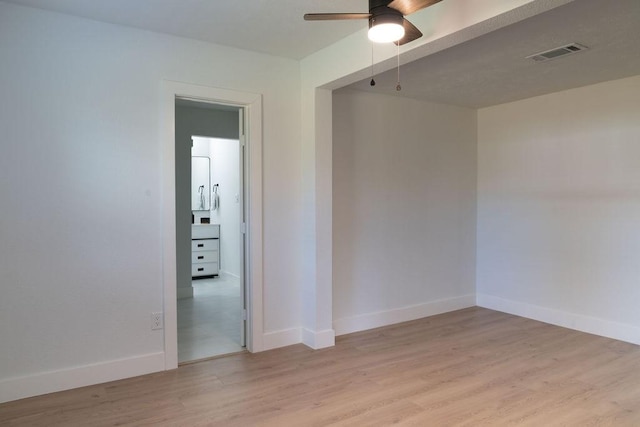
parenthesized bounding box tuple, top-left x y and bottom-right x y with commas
(192, 224, 220, 239)
(191, 251, 217, 264)
(192, 262, 218, 277)
(192, 239, 219, 252)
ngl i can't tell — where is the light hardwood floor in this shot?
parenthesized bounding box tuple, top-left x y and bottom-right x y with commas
(2, 307, 639, 426)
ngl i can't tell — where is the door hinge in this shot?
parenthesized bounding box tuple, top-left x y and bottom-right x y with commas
(242, 309, 248, 321)
(241, 222, 247, 234)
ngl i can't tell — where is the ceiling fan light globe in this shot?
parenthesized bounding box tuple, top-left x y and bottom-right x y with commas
(368, 22, 405, 43)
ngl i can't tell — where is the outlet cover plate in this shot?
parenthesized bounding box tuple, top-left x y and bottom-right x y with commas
(151, 312, 164, 330)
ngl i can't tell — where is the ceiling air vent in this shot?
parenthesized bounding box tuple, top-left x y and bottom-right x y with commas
(526, 43, 589, 62)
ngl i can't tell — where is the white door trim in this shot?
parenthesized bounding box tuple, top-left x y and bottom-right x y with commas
(161, 81, 264, 370)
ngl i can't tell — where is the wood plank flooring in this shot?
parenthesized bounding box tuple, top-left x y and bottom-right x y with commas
(2, 307, 639, 426)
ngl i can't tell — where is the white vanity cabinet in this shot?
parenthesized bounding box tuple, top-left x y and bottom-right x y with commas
(191, 224, 219, 278)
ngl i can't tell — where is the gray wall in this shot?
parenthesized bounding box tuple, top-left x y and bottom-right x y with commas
(175, 106, 239, 295)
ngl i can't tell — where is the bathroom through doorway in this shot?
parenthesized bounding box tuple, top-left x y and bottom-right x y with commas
(176, 100, 246, 363)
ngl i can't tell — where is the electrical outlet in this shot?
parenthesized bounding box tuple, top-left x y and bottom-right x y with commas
(151, 312, 164, 330)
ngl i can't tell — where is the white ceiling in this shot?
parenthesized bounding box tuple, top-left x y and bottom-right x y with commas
(5, 0, 640, 108)
(2, 0, 369, 59)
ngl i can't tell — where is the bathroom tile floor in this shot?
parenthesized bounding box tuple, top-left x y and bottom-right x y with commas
(177, 275, 244, 363)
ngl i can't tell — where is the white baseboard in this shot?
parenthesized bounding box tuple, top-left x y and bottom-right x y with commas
(477, 293, 640, 346)
(262, 328, 302, 351)
(301, 328, 335, 349)
(261, 327, 336, 352)
(219, 270, 240, 279)
(333, 294, 476, 336)
(0, 352, 165, 404)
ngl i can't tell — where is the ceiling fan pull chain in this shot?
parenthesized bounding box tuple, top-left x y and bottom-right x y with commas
(370, 42, 376, 86)
(396, 43, 402, 91)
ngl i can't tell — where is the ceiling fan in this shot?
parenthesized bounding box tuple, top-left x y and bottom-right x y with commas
(304, 0, 443, 45)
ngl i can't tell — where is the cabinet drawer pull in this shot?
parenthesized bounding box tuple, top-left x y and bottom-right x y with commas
(197, 256, 204, 260)
(197, 267, 204, 272)
(197, 243, 204, 248)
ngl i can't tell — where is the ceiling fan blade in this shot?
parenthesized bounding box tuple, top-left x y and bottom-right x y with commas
(395, 18, 423, 45)
(304, 13, 371, 21)
(387, 0, 442, 16)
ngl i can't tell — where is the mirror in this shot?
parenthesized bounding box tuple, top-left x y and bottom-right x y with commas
(191, 156, 210, 211)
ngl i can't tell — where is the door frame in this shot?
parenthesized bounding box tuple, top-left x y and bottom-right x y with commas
(161, 80, 264, 369)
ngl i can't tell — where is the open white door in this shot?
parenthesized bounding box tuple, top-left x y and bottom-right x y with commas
(239, 107, 247, 348)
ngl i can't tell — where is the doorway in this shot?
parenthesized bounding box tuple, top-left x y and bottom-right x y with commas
(161, 81, 264, 370)
(175, 101, 246, 363)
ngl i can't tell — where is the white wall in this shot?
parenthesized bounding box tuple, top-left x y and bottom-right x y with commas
(0, 2, 302, 402)
(477, 75, 640, 344)
(332, 89, 478, 334)
(210, 138, 241, 278)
